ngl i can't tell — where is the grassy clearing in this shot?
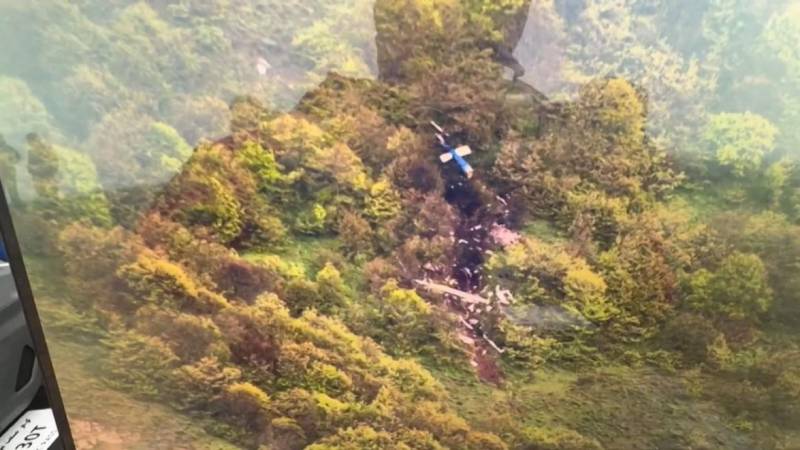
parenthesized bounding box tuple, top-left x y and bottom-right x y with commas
(48, 338, 242, 450)
(433, 363, 755, 449)
(242, 235, 341, 275)
(24, 256, 241, 450)
(522, 219, 567, 244)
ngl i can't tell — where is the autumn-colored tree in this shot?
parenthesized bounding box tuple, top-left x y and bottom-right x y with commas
(337, 210, 374, 259)
(494, 78, 677, 230)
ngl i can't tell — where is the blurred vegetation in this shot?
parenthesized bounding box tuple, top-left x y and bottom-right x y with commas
(3, 0, 800, 449)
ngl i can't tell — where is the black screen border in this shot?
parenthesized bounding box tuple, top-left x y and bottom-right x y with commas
(0, 180, 75, 449)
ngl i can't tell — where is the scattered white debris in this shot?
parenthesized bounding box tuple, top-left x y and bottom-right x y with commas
(495, 285, 514, 305)
(483, 336, 506, 354)
(255, 57, 271, 75)
(414, 280, 489, 305)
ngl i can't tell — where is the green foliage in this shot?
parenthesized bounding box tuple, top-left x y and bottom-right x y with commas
(564, 0, 712, 151)
(185, 176, 243, 242)
(374, 0, 466, 81)
(563, 267, 617, 324)
(518, 425, 603, 450)
(296, 203, 329, 235)
(762, 4, 800, 86)
(703, 112, 778, 177)
(0, 136, 22, 205)
(365, 179, 402, 225)
(147, 122, 193, 173)
(315, 263, 350, 312)
(234, 141, 290, 201)
(577, 78, 646, 149)
(14, 1, 800, 448)
(284, 278, 325, 316)
(687, 252, 772, 321)
(20, 139, 108, 228)
(487, 237, 614, 326)
(494, 78, 677, 228)
(372, 280, 438, 355)
(597, 207, 706, 337)
(265, 114, 370, 192)
(242, 215, 288, 251)
(305, 425, 396, 450)
(106, 331, 180, 397)
(171, 357, 242, 410)
(117, 250, 228, 314)
(135, 306, 229, 363)
(57, 223, 142, 310)
(658, 313, 721, 366)
(712, 212, 800, 323)
(461, 0, 528, 42)
(88, 110, 190, 184)
(0, 76, 51, 143)
(220, 382, 272, 430)
(51, 145, 113, 226)
(337, 210, 374, 259)
(291, 0, 377, 81)
(26, 133, 60, 200)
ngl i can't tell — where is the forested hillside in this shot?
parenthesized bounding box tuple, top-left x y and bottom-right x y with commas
(2, 0, 800, 449)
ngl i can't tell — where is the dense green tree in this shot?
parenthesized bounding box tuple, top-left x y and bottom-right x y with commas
(703, 112, 778, 177)
(26, 133, 60, 200)
(372, 280, 438, 354)
(712, 212, 800, 324)
(50, 145, 113, 226)
(687, 252, 773, 321)
(106, 331, 180, 397)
